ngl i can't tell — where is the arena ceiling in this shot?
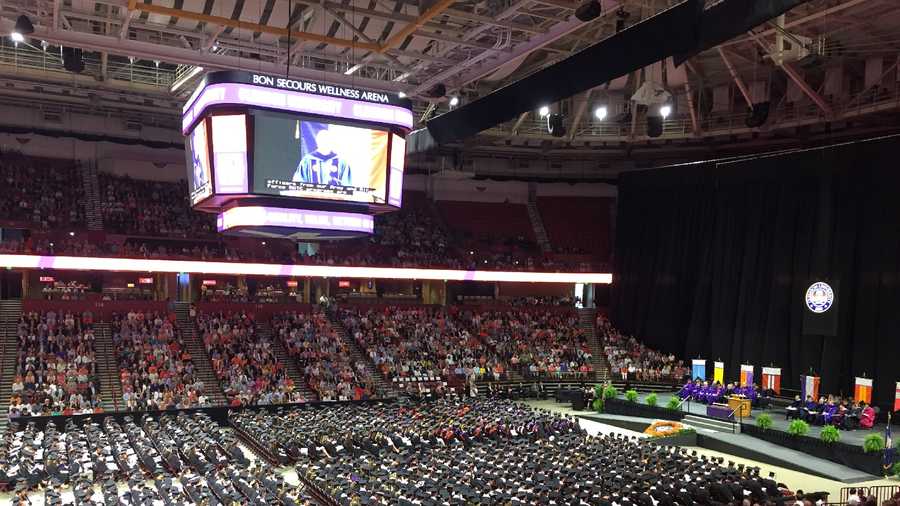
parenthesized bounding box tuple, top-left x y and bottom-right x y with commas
(0, 0, 899, 169)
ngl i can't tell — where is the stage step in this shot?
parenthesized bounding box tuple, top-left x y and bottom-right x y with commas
(684, 414, 740, 434)
(94, 322, 122, 412)
(0, 300, 22, 437)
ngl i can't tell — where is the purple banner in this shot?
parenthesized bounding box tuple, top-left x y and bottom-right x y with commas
(183, 83, 414, 134)
(217, 206, 374, 234)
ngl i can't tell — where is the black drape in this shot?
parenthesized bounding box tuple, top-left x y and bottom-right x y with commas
(611, 135, 900, 409)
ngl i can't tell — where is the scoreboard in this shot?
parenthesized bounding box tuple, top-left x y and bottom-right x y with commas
(181, 71, 412, 239)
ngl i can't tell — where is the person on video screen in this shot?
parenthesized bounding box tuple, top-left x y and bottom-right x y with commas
(292, 128, 353, 187)
(192, 147, 207, 189)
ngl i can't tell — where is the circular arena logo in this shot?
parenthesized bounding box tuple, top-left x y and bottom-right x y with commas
(805, 282, 834, 313)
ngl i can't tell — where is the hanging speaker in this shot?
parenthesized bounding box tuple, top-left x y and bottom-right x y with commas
(575, 0, 602, 22)
(62, 47, 85, 74)
(546, 113, 566, 137)
(646, 116, 663, 138)
(745, 101, 770, 128)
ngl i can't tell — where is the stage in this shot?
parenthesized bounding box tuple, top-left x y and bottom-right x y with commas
(573, 392, 892, 482)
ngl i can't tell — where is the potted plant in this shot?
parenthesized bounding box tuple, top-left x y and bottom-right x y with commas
(863, 434, 885, 453)
(625, 389, 639, 403)
(787, 419, 809, 437)
(820, 425, 840, 444)
(756, 413, 773, 431)
(666, 396, 681, 411)
(603, 385, 618, 400)
(646, 393, 658, 407)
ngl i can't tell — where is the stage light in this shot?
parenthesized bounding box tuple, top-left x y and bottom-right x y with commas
(594, 106, 607, 121)
(660, 105, 672, 118)
(212, 45, 219, 51)
(449, 96, 459, 107)
(398, 91, 407, 99)
(63, 47, 85, 73)
(539, 105, 550, 117)
(11, 15, 34, 43)
(69, 231, 75, 237)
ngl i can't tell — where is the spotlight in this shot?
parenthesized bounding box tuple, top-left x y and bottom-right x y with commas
(12, 15, 34, 43)
(212, 45, 219, 51)
(539, 105, 550, 117)
(397, 91, 407, 99)
(659, 105, 672, 118)
(449, 96, 459, 107)
(546, 113, 566, 137)
(69, 231, 75, 237)
(594, 106, 607, 121)
(575, 0, 602, 22)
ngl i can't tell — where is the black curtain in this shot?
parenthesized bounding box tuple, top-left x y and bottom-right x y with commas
(611, 135, 900, 409)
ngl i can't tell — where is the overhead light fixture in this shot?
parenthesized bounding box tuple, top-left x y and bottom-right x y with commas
(212, 45, 219, 51)
(398, 91, 407, 99)
(594, 106, 608, 121)
(449, 96, 459, 107)
(659, 105, 672, 119)
(538, 105, 550, 118)
(11, 15, 34, 43)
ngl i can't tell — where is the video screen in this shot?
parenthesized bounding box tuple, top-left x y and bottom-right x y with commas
(388, 133, 405, 207)
(252, 110, 388, 204)
(185, 118, 212, 205)
(210, 114, 249, 194)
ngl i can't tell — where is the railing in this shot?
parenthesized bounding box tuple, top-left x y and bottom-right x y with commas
(839, 486, 900, 505)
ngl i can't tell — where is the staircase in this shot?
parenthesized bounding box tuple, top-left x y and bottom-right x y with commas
(80, 163, 103, 231)
(259, 322, 317, 401)
(526, 201, 553, 253)
(93, 322, 121, 412)
(578, 307, 610, 381)
(173, 302, 227, 406)
(0, 300, 22, 436)
(684, 413, 739, 434)
(324, 312, 395, 398)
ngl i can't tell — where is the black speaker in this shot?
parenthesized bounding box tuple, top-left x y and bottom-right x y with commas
(424, 83, 446, 99)
(547, 113, 566, 137)
(745, 101, 770, 128)
(63, 47, 85, 74)
(575, 0, 602, 22)
(646, 115, 663, 137)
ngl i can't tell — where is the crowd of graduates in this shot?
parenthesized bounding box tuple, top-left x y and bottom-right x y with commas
(231, 398, 802, 506)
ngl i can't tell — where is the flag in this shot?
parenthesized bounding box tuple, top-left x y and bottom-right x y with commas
(740, 364, 754, 387)
(854, 377, 873, 404)
(884, 413, 895, 476)
(692, 359, 707, 381)
(895, 382, 900, 412)
(801, 375, 820, 400)
(713, 362, 724, 384)
(762, 367, 781, 395)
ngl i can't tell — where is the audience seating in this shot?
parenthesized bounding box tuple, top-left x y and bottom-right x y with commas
(272, 311, 377, 401)
(537, 196, 612, 256)
(9, 310, 101, 417)
(113, 310, 210, 411)
(599, 315, 687, 382)
(198, 311, 304, 406)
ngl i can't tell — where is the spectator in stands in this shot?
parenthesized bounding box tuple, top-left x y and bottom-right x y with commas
(0, 154, 85, 229)
(11, 310, 100, 417)
(198, 311, 303, 406)
(599, 314, 686, 383)
(273, 311, 376, 401)
(113, 310, 209, 411)
(99, 174, 215, 237)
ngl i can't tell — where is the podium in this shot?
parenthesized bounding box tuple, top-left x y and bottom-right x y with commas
(728, 396, 751, 418)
